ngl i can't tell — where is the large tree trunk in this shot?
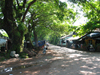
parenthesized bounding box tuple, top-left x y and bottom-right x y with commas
(25, 25, 34, 49)
(25, 32, 34, 49)
(9, 31, 24, 53)
(2, 0, 37, 54)
(3, 0, 24, 54)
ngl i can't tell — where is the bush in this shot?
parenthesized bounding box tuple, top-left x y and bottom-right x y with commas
(20, 52, 29, 58)
(0, 57, 5, 61)
(5, 53, 10, 59)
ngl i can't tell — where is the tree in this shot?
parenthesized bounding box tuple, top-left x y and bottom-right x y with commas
(0, 0, 76, 55)
(25, 0, 77, 45)
(68, 0, 100, 35)
(0, 0, 37, 53)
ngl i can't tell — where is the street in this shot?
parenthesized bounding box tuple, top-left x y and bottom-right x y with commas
(0, 44, 100, 75)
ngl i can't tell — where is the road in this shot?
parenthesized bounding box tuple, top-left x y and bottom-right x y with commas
(1, 44, 100, 75)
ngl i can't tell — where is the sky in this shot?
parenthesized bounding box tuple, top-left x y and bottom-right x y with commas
(60, 0, 88, 26)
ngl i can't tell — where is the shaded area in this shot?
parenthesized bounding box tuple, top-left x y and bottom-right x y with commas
(0, 44, 100, 75)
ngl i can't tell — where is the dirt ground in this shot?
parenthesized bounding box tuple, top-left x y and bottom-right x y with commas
(0, 44, 100, 75)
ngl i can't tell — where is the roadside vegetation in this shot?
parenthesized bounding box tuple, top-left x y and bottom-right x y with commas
(0, 0, 100, 61)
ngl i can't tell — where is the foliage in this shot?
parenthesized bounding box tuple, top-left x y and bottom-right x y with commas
(77, 21, 100, 35)
(0, 57, 5, 61)
(69, 0, 100, 35)
(0, 0, 77, 55)
(0, 0, 38, 53)
(0, 29, 8, 37)
(5, 53, 10, 59)
(20, 52, 29, 58)
(0, 52, 10, 60)
(27, 1, 77, 44)
(48, 32, 61, 45)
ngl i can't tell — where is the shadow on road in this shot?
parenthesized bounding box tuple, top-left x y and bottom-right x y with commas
(1, 44, 100, 75)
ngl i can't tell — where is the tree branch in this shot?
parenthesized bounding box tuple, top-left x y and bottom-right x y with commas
(23, 0, 27, 8)
(13, 4, 17, 11)
(86, 1, 97, 11)
(28, 13, 36, 24)
(22, 0, 37, 22)
(16, 0, 19, 7)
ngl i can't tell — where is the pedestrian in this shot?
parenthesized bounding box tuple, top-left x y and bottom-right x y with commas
(43, 45, 47, 54)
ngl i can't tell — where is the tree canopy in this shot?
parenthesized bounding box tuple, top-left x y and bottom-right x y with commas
(68, 0, 100, 36)
(24, 0, 77, 44)
(0, 0, 77, 54)
(1, 0, 100, 56)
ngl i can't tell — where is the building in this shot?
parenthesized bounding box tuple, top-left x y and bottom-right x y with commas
(59, 32, 77, 46)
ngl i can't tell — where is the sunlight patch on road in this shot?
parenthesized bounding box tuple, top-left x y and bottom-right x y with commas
(61, 64, 69, 67)
(80, 70, 96, 75)
(93, 57, 100, 62)
(50, 57, 64, 61)
(68, 54, 83, 58)
(28, 70, 40, 75)
(24, 71, 32, 74)
(49, 69, 60, 75)
(74, 59, 80, 61)
(81, 65, 96, 70)
(32, 71, 40, 75)
(2, 58, 20, 64)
